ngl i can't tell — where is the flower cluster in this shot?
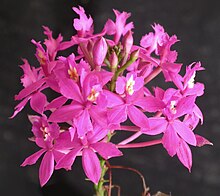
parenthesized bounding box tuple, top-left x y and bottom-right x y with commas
(12, 6, 211, 187)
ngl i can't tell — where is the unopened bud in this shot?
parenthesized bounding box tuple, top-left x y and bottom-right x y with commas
(93, 37, 108, 66)
(130, 49, 139, 61)
(109, 51, 118, 69)
(87, 40, 93, 54)
(122, 30, 133, 54)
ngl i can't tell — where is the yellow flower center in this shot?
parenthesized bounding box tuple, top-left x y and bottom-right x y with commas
(68, 66, 79, 81)
(37, 49, 47, 65)
(87, 88, 99, 102)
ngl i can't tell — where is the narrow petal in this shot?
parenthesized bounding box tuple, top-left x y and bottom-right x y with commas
(116, 77, 126, 94)
(127, 105, 149, 128)
(172, 120, 196, 146)
(45, 96, 67, 111)
(74, 109, 93, 138)
(59, 79, 83, 103)
(82, 148, 101, 185)
(162, 124, 180, 157)
(39, 151, 54, 187)
(175, 96, 196, 118)
(195, 134, 213, 147)
(103, 90, 124, 107)
(107, 105, 127, 125)
(15, 79, 46, 100)
(134, 96, 165, 112)
(176, 140, 192, 172)
(48, 103, 83, 122)
(143, 117, 167, 135)
(55, 147, 82, 170)
(21, 149, 46, 167)
(91, 142, 122, 159)
(89, 106, 107, 127)
(30, 92, 47, 114)
(10, 96, 30, 118)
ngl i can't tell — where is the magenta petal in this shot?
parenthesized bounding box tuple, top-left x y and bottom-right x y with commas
(134, 96, 165, 112)
(103, 90, 124, 107)
(107, 104, 127, 125)
(21, 149, 46, 167)
(172, 120, 196, 146)
(15, 79, 46, 100)
(82, 148, 101, 185)
(89, 106, 107, 127)
(91, 142, 122, 159)
(49, 103, 83, 122)
(143, 117, 167, 135)
(75, 109, 93, 138)
(176, 140, 192, 172)
(116, 77, 126, 94)
(175, 96, 196, 118)
(10, 96, 30, 118)
(55, 147, 82, 170)
(30, 92, 47, 114)
(162, 124, 180, 157)
(195, 134, 213, 147)
(39, 151, 54, 187)
(59, 79, 83, 103)
(45, 96, 67, 111)
(127, 105, 149, 128)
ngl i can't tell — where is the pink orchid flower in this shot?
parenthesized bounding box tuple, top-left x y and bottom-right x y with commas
(55, 125, 122, 184)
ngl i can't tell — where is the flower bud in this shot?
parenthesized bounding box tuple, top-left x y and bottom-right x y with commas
(92, 37, 108, 66)
(109, 51, 118, 69)
(130, 49, 139, 61)
(122, 30, 133, 54)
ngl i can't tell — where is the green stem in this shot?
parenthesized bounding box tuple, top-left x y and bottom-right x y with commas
(94, 158, 108, 196)
(110, 49, 139, 91)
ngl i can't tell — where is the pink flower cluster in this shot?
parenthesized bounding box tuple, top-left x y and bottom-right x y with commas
(12, 6, 211, 187)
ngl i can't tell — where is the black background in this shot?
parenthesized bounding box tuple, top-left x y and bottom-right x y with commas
(0, 0, 220, 195)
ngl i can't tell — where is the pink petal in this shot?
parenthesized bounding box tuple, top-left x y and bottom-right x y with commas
(176, 140, 192, 172)
(172, 120, 196, 146)
(59, 79, 83, 103)
(104, 19, 116, 35)
(48, 103, 83, 122)
(87, 124, 109, 144)
(193, 104, 203, 124)
(143, 117, 167, 135)
(195, 134, 213, 147)
(74, 109, 93, 138)
(15, 78, 46, 100)
(127, 105, 149, 128)
(134, 96, 165, 112)
(30, 92, 47, 114)
(10, 96, 30, 118)
(175, 96, 196, 119)
(39, 151, 54, 187)
(116, 77, 126, 94)
(107, 104, 127, 125)
(103, 90, 124, 107)
(55, 147, 82, 170)
(133, 76, 144, 92)
(89, 106, 107, 127)
(82, 148, 101, 185)
(91, 142, 122, 160)
(45, 96, 67, 111)
(21, 149, 46, 167)
(162, 124, 180, 157)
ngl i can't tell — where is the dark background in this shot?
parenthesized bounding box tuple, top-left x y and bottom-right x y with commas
(0, 0, 220, 195)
